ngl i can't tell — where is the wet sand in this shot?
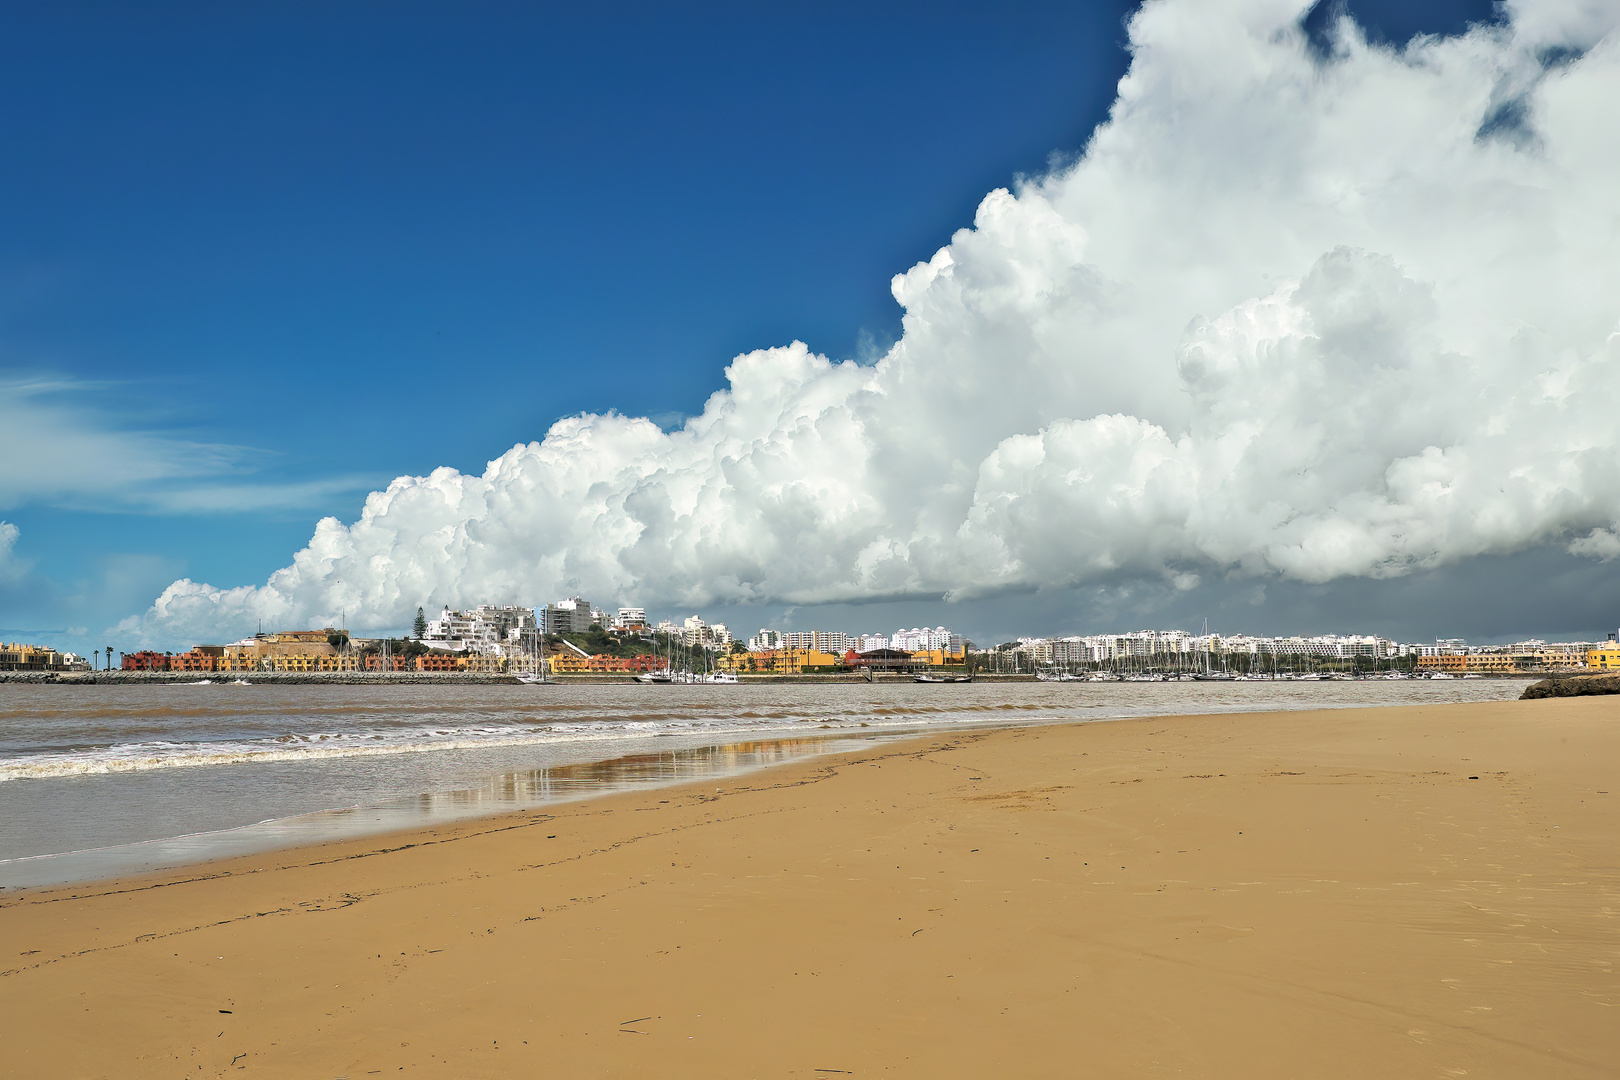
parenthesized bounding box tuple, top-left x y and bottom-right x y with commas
(1, 697, 1616, 1078)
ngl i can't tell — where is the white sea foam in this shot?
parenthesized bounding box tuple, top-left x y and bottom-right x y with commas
(0, 679, 1534, 786)
(0, 716, 897, 782)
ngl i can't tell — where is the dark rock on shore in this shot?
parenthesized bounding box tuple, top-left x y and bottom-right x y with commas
(1520, 673, 1620, 699)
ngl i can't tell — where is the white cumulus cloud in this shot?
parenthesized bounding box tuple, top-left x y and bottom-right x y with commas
(123, 0, 1620, 646)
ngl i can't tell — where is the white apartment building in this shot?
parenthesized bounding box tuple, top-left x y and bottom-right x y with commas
(1026, 630, 1407, 667)
(1036, 631, 1191, 665)
(891, 627, 954, 651)
(814, 631, 850, 654)
(423, 605, 539, 654)
(778, 630, 849, 653)
(1207, 634, 1395, 658)
(615, 607, 648, 629)
(1410, 639, 1470, 657)
(1017, 638, 1055, 664)
(675, 615, 732, 648)
(748, 629, 782, 652)
(539, 597, 596, 636)
(1048, 638, 1098, 666)
(1406, 639, 1600, 666)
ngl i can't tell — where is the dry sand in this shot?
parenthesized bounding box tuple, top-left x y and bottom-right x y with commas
(1, 697, 1616, 1078)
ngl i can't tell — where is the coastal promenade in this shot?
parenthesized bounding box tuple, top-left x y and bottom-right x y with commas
(1, 695, 1614, 1077)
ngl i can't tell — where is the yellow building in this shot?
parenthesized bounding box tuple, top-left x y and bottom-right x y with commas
(1509, 646, 1588, 671)
(268, 653, 353, 672)
(1588, 647, 1620, 671)
(1417, 653, 1519, 674)
(718, 648, 844, 674)
(1464, 654, 1520, 674)
(218, 629, 359, 672)
(910, 648, 968, 668)
(0, 642, 69, 671)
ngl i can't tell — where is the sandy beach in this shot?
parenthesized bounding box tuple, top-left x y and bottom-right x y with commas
(2, 696, 1615, 1078)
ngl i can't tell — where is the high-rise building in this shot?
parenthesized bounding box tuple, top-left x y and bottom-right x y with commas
(539, 597, 595, 636)
(679, 615, 731, 647)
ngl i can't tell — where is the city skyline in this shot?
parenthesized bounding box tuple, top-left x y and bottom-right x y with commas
(66, 588, 1620, 663)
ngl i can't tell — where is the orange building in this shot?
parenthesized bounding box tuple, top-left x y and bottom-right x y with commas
(171, 647, 221, 672)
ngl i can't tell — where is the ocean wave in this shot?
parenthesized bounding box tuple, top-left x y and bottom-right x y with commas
(0, 715, 908, 782)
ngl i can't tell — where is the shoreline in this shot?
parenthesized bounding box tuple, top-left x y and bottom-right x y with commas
(0, 669, 1545, 685)
(1, 695, 1614, 1077)
(0, 729, 910, 892)
(2, 680, 1536, 889)
(0, 670, 1036, 684)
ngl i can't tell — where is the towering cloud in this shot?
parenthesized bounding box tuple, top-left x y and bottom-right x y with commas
(125, 0, 1620, 644)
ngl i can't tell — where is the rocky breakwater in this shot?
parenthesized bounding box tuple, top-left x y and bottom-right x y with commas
(1520, 673, 1620, 699)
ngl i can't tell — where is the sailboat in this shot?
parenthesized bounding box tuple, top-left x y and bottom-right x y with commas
(516, 627, 549, 685)
(637, 629, 677, 683)
(1191, 619, 1235, 680)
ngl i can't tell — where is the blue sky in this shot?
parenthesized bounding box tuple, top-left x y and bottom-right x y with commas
(10, 0, 1619, 652)
(2, 0, 1131, 639)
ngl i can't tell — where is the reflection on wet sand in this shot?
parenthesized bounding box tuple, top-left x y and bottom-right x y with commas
(0, 735, 882, 891)
(414, 737, 853, 813)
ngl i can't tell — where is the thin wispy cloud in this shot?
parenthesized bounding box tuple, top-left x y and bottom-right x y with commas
(123, 0, 1620, 646)
(0, 375, 375, 514)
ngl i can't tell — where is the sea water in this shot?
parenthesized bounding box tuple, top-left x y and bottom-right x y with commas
(0, 678, 1531, 888)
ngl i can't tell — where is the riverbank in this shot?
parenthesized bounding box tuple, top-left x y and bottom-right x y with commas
(0, 670, 525, 685)
(0, 670, 1033, 685)
(2, 695, 1613, 1077)
(2, 670, 1542, 686)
